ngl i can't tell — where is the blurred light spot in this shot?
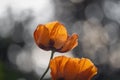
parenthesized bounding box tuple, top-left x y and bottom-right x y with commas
(11, 22, 24, 43)
(104, 22, 119, 45)
(81, 21, 109, 59)
(22, 28, 33, 46)
(7, 44, 22, 65)
(0, 0, 10, 16)
(0, 0, 55, 38)
(110, 45, 120, 69)
(23, 0, 55, 36)
(94, 47, 108, 65)
(70, 0, 84, 3)
(103, 1, 120, 23)
(0, 12, 14, 38)
(71, 21, 84, 40)
(10, 0, 54, 15)
(17, 78, 26, 80)
(85, 3, 104, 22)
(53, 0, 76, 28)
(16, 50, 33, 73)
(13, 10, 33, 23)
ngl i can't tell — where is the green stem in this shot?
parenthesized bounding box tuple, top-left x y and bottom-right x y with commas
(40, 50, 55, 80)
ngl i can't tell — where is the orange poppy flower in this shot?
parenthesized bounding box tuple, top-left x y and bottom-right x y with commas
(34, 21, 78, 52)
(50, 56, 97, 80)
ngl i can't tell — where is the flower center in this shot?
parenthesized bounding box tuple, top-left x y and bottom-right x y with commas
(49, 39, 56, 50)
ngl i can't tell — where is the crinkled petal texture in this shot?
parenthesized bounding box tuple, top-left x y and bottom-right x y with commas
(58, 33, 78, 52)
(50, 56, 97, 80)
(34, 21, 78, 52)
(34, 24, 50, 50)
(45, 21, 68, 49)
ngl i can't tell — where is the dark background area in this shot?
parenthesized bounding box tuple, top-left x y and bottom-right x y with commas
(0, 0, 120, 80)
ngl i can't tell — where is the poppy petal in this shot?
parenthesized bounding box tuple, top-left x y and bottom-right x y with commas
(50, 56, 97, 80)
(63, 58, 81, 80)
(50, 56, 69, 80)
(45, 21, 57, 33)
(78, 58, 97, 80)
(59, 33, 78, 52)
(46, 21, 68, 49)
(88, 65, 98, 80)
(50, 58, 57, 80)
(34, 24, 50, 50)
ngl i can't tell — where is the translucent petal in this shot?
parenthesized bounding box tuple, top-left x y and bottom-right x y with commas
(50, 56, 97, 80)
(59, 33, 78, 52)
(45, 21, 68, 49)
(78, 58, 97, 80)
(34, 24, 50, 50)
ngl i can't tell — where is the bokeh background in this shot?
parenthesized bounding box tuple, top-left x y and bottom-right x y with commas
(0, 0, 120, 80)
